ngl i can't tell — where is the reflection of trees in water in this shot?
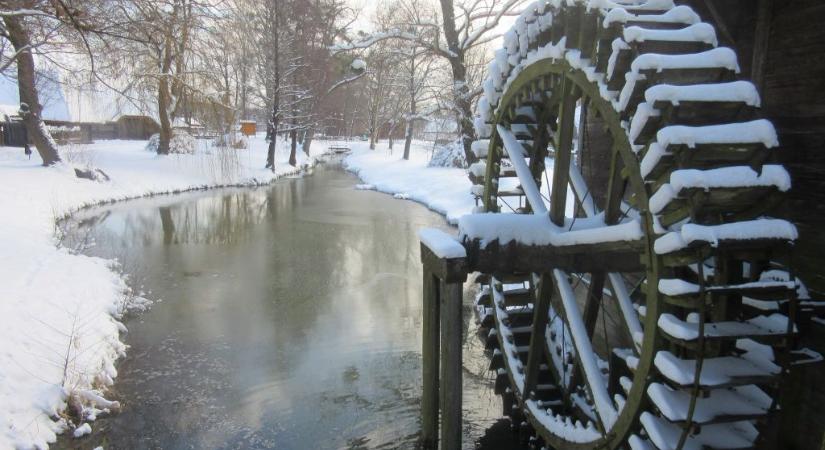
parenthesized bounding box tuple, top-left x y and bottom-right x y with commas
(158, 189, 270, 245)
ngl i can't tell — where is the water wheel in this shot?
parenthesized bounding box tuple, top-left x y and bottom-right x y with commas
(465, 1, 799, 449)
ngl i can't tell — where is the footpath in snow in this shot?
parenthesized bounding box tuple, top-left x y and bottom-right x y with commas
(343, 142, 475, 224)
(0, 135, 328, 449)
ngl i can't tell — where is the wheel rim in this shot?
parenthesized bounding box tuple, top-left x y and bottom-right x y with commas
(481, 60, 656, 449)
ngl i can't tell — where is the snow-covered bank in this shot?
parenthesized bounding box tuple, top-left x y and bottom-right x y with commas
(0, 135, 329, 449)
(343, 142, 475, 224)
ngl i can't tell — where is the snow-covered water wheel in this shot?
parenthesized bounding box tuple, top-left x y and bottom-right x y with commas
(466, 1, 800, 449)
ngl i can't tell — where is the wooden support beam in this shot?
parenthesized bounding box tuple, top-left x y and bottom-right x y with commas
(464, 238, 645, 275)
(702, 0, 736, 47)
(604, 148, 626, 225)
(421, 270, 440, 449)
(524, 274, 552, 397)
(568, 272, 607, 393)
(751, 0, 773, 92)
(419, 241, 468, 449)
(551, 78, 579, 225)
(440, 278, 463, 450)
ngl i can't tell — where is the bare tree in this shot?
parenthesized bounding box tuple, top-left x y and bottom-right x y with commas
(333, 0, 526, 165)
(103, 0, 220, 155)
(1, 10, 61, 165)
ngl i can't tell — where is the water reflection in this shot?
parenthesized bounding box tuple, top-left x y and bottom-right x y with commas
(59, 163, 520, 450)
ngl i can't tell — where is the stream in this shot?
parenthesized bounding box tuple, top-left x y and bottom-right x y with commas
(57, 160, 521, 449)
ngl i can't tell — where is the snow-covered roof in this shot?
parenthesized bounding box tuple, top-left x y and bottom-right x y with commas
(0, 103, 20, 121)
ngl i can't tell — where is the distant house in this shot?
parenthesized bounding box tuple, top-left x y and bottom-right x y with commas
(0, 104, 26, 147)
(240, 120, 256, 136)
(117, 115, 160, 140)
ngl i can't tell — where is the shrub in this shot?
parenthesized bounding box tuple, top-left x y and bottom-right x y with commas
(145, 131, 196, 154)
(428, 140, 466, 168)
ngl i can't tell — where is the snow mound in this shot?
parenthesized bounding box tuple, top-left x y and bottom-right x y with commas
(428, 141, 466, 168)
(145, 131, 196, 154)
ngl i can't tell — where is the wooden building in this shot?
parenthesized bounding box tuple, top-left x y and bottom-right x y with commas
(652, 2, 825, 448)
(240, 120, 257, 136)
(116, 115, 160, 140)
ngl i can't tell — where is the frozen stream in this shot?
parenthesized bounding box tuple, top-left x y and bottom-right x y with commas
(58, 161, 519, 449)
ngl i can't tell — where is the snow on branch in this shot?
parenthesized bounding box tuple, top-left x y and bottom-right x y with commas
(331, 28, 455, 58)
(460, 0, 524, 50)
(0, 9, 51, 18)
(325, 70, 367, 96)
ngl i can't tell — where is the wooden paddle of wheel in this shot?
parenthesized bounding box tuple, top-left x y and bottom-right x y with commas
(464, 1, 799, 449)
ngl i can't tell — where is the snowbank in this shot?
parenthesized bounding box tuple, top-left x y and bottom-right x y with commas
(343, 141, 475, 224)
(0, 134, 328, 449)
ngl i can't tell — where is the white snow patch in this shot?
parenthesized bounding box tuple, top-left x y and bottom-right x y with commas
(644, 81, 760, 107)
(73, 423, 92, 438)
(418, 228, 467, 259)
(344, 142, 475, 224)
(459, 213, 643, 248)
(649, 165, 791, 214)
(653, 218, 797, 254)
(623, 23, 718, 47)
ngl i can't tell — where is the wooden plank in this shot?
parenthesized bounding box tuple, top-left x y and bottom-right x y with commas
(568, 271, 606, 394)
(421, 271, 439, 449)
(702, 0, 736, 47)
(751, 0, 773, 92)
(524, 274, 552, 397)
(604, 149, 626, 225)
(419, 244, 468, 284)
(465, 238, 645, 275)
(551, 77, 578, 225)
(440, 279, 463, 450)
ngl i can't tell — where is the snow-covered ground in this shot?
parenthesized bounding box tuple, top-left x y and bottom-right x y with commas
(343, 141, 475, 224)
(0, 134, 332, 449)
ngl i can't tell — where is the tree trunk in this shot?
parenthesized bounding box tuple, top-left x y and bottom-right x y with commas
(403, 121, 414, 160)
(3, 15, 61, 166)
(289, 128, 297, 166)
(266, 119, 278, 170)
(266, 0, 281, 169)
(157, 78, 172, 155)
(403, 79, 416, 160)
(157, 34, 174, 155)
(302, 128, 314, 156)
(438, 0, 475, 166)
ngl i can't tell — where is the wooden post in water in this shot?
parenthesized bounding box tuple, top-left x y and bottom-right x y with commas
(419, 229, 468, 450)
(440, 278, 463, 449)
(421, 270, 440, 449)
